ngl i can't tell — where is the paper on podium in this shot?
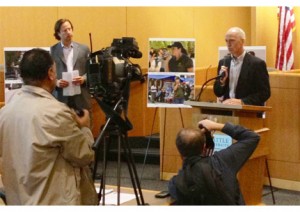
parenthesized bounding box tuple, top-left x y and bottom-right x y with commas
(62, 70, 81, 96)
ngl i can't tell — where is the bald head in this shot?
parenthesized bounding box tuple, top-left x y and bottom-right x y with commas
(176, 128, 206, 158)
(226, 27, 246, 40)
(225, 27, 246, 57)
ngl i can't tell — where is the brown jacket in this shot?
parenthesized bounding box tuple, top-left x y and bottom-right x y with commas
(0, 86, 97, 205)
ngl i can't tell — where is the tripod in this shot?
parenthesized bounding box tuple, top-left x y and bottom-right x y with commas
(91, 81, 146, 205)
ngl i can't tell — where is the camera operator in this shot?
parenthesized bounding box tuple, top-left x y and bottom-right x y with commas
(168, 119, 260, 205)
(0, 48, 97, 205)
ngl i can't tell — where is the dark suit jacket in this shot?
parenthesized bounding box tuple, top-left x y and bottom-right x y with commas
(50, 42, 91, 110)
(213, 52, 271, 106)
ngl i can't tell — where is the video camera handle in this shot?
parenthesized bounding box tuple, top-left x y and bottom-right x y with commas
(66, 99, 84, 117)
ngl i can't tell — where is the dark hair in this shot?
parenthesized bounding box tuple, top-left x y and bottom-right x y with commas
(53, 18, 73, 40)
(176, 128, 206, 157)
(169, 42, 188, 55)
(20, 48, 53, 84)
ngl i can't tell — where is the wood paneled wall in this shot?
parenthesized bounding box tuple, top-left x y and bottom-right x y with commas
(265, 72, 300, 190)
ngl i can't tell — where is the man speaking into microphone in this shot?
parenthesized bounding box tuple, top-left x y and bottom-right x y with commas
(213, 27, 271, 106)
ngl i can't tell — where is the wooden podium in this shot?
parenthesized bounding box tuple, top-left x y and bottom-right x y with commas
(159, 101, 271, 205)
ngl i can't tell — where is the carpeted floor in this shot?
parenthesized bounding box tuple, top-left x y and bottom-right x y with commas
(94, 161, 300, 206)
(1, 160, 300, 206)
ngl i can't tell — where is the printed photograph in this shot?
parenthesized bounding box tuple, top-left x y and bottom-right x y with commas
(147, 73, 194, 108)
(148, 38, 195, 73)
(4, 47, 50, 102)
(147, 38, 195, 108)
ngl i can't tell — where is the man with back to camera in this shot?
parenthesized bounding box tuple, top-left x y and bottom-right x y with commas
(0, 48, 98, 205)
(50, 19, 92, 114)
(213, 27, 271, 106)
(168, 119, 260, 205)
(168, 42, 194, 72)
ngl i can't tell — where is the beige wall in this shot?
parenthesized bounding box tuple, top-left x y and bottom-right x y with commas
(1, 6, 300, 136)
(1, 7, 300, 69)
(0, 7, 252, 70)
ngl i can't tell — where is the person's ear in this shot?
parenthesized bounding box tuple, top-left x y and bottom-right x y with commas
(48, 65, 56, 81)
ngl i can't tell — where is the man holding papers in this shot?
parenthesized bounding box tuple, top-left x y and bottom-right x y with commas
(50, 18, 91, 112)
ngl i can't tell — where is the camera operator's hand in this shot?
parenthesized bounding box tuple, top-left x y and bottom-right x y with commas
(57, 79, 69, 88)
(198, 119, 224, 132)
(72, 109, 90, 129)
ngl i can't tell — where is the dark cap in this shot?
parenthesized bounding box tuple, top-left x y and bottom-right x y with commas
(168, 42, 184, 49)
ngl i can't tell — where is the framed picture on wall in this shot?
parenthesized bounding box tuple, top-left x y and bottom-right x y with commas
(147, 38, 195, 108)
(3, 47, 50, 103)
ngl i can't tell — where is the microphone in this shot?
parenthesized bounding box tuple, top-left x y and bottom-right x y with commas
(193, 65, 215, 102)
(194, 55, 230, 101)
(218, 71, 226, 80)
(89, 32, 93, 53)
(219, 55, 231, 80)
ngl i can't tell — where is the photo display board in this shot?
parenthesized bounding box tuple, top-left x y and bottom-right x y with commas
(3, 47, 50, 103)
(147, 38, 195, 108)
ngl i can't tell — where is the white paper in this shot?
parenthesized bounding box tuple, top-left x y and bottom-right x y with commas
(99, 192, 138, 205)
(95, 187, 114, 195)
(62, 70, 81, 96)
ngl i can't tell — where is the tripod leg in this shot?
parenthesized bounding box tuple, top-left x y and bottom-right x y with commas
(122, 133, 145, 205)
(99, 134, 111, 205)
(92, 146, 100, 181)
(117, 134, 121, 205)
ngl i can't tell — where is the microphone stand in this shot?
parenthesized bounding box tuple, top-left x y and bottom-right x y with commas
(195, 75, 222, 102)
(194, 56, 229, 102)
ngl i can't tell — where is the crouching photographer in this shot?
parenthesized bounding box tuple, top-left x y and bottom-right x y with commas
(168, 119, 260, 205)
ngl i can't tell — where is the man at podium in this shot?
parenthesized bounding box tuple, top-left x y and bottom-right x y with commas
(213, 27, 270, 106)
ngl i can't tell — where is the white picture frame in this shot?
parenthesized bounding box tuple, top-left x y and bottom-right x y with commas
(147, 38, 195, 108)
(3, 47, 50, 103)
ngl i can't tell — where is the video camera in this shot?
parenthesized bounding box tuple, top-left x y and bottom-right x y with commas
(87, 37, 143, 104)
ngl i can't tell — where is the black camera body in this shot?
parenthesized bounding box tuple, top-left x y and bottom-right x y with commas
(87, 37, 143, 103)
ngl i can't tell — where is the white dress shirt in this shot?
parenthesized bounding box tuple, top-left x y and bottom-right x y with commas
(229, 51, 246, 98)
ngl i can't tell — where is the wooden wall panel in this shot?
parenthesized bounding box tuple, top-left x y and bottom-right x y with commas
(265, 72, 300, 190)
(0, 7, 57, 65)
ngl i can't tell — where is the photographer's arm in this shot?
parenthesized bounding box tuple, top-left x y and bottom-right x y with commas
(198, 119, 224, 132)
(215, 122, 260, 173)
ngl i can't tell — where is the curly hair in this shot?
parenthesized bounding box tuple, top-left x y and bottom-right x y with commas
(53, 19, 73, 40)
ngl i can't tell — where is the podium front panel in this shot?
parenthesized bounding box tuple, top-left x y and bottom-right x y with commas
(159, 103, 270, 205)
